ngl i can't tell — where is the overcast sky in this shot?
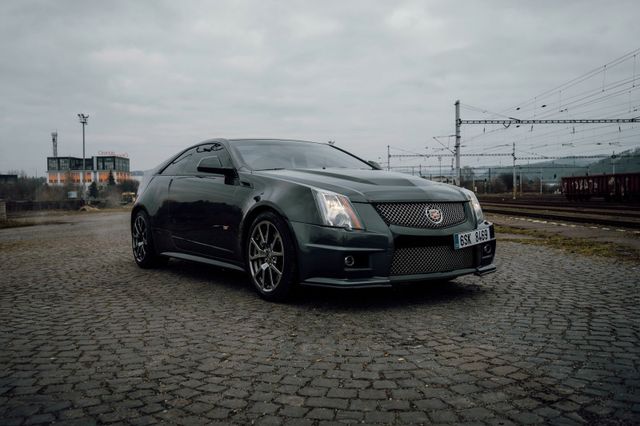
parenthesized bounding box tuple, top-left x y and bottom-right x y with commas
(1, 0, 639, 176)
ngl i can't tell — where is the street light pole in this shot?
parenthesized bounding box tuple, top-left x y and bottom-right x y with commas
(78, 113, 89, 202)
(454, 100, 461, 186)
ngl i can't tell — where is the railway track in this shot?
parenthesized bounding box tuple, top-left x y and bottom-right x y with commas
(479, 198, 640, 229)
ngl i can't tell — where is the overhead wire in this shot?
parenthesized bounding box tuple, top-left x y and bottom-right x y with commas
(417, 49, 640, 171)
(499, 48, 640, 115)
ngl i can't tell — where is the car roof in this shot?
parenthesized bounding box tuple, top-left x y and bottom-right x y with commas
(187, 138, 330, 150)
(227, 138, 323, 145)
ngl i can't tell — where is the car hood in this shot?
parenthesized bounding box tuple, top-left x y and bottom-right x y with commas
(255, 169, 468, 203)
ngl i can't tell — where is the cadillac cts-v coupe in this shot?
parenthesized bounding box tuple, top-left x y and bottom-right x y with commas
(131, 139, 496, 301)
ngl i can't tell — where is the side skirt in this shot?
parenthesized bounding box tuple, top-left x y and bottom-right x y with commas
(160, 251, 245, 272)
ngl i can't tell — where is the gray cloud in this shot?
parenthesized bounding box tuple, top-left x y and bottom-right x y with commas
(1, 0, 639, 175)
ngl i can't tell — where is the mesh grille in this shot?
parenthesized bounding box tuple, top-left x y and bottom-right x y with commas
(374, 202, 467, 228)
(391, 245, 475, 276)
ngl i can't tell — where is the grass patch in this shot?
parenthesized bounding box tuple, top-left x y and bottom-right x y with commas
(495, 225, 640, 263)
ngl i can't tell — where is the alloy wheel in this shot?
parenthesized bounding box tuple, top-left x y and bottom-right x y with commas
(248, 220, 284, 292)
(132, 215, 148, 262)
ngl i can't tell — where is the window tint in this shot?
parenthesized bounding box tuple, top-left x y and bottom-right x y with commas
(161, 148, 197, 176)
(162, 143, 233, 176)
(194, 143, 233, 169)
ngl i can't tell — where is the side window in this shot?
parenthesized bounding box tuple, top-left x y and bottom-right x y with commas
(162, 143, 234, 176)
(194, 143, 233, 172)
(161, 148, 197, 176)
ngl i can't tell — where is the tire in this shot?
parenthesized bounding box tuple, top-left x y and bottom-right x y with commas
(131, 210, 167, 268)
(246, 211, 297, 302)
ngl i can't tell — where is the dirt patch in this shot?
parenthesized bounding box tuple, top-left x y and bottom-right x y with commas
(9, 205, 132, 218)
(0, 220, 36, 230)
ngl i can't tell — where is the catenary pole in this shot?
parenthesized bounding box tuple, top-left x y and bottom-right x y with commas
(512, 142, 516, 200)
(387, 145, 390, 171)
(519, 167, 523, 196)
(453, 100, 638, 191)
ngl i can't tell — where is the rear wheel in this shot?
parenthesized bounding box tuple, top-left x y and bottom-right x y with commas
(132, 210, 167, 268)
(246, 212, 297, 302)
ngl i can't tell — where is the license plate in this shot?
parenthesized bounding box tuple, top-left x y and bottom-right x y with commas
(454, 228, 491, 249)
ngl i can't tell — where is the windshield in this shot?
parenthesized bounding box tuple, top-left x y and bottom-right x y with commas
(230, 140, 374, 171)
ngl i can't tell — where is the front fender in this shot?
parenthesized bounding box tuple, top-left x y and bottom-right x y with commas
(236, 174, 322, 259)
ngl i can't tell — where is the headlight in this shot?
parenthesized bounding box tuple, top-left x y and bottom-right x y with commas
(461, 188, 484, 224)
(313, 189, 363, 230)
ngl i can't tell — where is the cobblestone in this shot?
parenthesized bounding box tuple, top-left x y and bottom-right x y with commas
(0, 211, 639, 424)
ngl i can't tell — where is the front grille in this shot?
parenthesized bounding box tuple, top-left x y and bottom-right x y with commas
(374, 202, 466, 228)
(391, 245, 474, 276)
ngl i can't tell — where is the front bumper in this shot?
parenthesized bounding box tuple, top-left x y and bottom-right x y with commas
(291, 219, 496, 289)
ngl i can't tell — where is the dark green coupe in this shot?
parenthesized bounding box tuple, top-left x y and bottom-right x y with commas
(131, 139, 496, 301)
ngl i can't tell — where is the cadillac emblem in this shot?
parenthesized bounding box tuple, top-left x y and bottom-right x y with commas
(426, 206, 443, 224)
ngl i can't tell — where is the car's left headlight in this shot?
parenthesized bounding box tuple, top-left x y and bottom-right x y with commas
(461, 188, 484, 225)
(313, 188, 364, 230)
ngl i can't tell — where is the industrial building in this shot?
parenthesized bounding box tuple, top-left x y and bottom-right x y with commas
(46, 154, 131, 185)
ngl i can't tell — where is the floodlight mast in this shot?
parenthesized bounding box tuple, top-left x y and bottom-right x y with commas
(78, 114, 89, 202)
(454, 100, 461, 186)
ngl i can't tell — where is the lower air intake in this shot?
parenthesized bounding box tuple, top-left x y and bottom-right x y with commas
(391, 245, 474, 276)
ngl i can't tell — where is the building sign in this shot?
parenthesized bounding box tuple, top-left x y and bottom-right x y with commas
(98, 151, 129, 158)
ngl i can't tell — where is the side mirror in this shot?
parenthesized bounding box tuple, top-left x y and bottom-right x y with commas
(197, 156, 238, 180)
(368, 160, 382, 170)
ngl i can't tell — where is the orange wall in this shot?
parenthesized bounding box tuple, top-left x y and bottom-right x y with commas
(47, 172, 94, 184)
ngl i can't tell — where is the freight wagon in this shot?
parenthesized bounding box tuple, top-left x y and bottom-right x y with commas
(562, 172, 640, 201)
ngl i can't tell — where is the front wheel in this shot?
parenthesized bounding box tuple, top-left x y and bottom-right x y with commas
(246, 212, 297, 302)
(131, 210, 167, 268)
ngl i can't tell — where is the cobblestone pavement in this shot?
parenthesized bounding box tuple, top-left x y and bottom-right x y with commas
(1, 212, 639, 425)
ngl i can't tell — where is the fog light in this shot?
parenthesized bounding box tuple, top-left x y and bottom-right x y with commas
(482, 244, 492, 255)
(344, 255, 355, 267)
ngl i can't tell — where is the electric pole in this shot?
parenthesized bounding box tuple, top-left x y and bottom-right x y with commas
(519, 167, 523, 196)
(512, 142, 516, 200)
(78, 113, 89, 202)
(611, 152, 617, 175)
(540, 169, 543, 195)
